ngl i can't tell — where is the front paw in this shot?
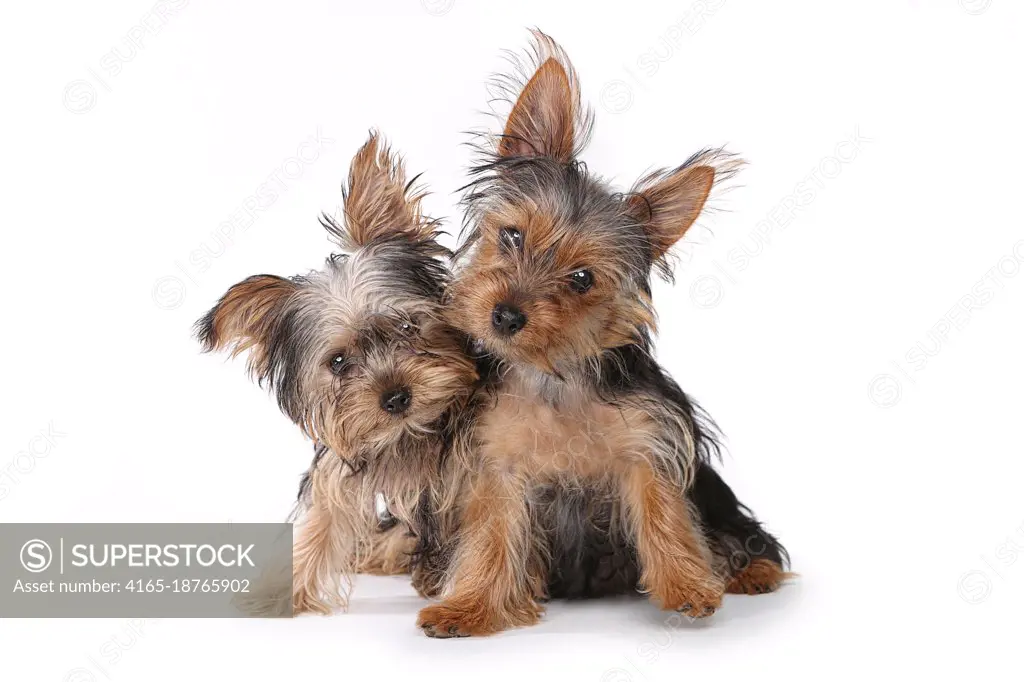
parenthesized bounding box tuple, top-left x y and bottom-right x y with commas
(417, 598, 542, 638)
(417, 602, 492, 638)
(655, 577, 725, 618)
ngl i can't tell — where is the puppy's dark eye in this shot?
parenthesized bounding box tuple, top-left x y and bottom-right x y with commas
(499, 227, 523, 253)
(568, 269, 593, 293)
(399, 316, 420, 335)
(328, 354, 346, 375)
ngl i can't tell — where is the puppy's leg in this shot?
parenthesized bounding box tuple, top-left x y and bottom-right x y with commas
(416, 469, 542, 638)
(292, 497, 352, 614)
(621, 463, 724, 616)
(709, 529, 792, 595)
(355, 525, 415, 576)
(689, 461, 791, 594)
(726, 559, 791, 594)
(292, 455, 374, 614)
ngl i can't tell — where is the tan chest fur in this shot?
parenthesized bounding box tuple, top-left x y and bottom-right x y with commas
(477, 374, 656, 481)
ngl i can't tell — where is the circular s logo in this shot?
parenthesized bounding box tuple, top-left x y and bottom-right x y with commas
(690, 275, 724, 309)
(600, 80, 634, 114)
(600, 669, 634, 682)
(64, 668, 98, 682)
(20, 539, 53, 573)
(152, 275, 186, 311)
(957, 570, 991, 604)
(867, 374, 902, 408)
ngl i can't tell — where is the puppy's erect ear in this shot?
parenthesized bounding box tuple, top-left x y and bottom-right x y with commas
(324, 132, 438, 251)
(497, 30, 591, 162)
(628, 165, 714, 261)
(195, 275, 297, 378)
(627, 150, 743, 264)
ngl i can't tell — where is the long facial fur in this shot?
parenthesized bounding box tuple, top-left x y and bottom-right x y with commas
(196, 133, 479, 612)
(436, 31, 787, 619)
(449, 31, 740, 489)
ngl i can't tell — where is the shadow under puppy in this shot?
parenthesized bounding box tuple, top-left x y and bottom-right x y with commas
(416, 32, 789, 638)
(195, 133, 478, 614)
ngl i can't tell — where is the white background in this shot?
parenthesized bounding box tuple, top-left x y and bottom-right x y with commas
(2, 0, 1022, 679)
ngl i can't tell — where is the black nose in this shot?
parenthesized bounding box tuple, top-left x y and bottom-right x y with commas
(380, 387, 411, 415)
(491, 303, 527, 337)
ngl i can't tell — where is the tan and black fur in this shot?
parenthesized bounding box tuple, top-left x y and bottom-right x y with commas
(416, 32, 790, 638)
(196, 133, 478, 614)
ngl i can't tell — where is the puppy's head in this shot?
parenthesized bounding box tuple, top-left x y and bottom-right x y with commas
(450, 31, 738, 374)
(196, 133, 477, 459)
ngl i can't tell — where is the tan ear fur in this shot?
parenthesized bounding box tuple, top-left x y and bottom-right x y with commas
(628, 165, 716, 260)
(500, 58, 576, 161)
(327, 132, 435, 250)
(495, 30, 591, 162)
(628, 149, 744, 262)
(195, 274, 297, 376)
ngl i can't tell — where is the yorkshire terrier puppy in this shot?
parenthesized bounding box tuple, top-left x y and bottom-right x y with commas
(196, 133, 478, 614)
(416, 32, 789, 638)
